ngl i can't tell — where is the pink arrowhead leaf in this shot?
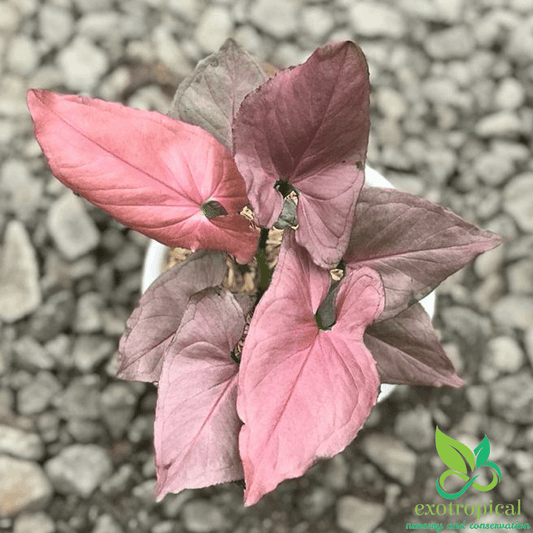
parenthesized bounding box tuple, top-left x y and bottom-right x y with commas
(170, 39, 268, 152)
(237, 233, 384, 505)
(233, 41, 370, 268)
(154, 287, 246, 498)
(118, 250, 227, 382)
(345, 187, 501, 321)
(27, 89, 258, 263)
(365, 303, 465, 388)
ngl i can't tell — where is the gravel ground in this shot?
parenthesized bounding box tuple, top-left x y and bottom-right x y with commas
(1, 0, 533, 532)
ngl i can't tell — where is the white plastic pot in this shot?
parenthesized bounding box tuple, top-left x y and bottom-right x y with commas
(141, 167, 436, 402)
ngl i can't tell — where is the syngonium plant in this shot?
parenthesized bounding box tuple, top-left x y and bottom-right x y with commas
(27, 40, 500, 505)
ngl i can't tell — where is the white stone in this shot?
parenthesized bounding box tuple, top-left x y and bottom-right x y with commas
(13, 512, 55, 533)
(376, 87, 407, 119)
(473, 152, 515, 186)
(39, 4, 74, 47)
(503, 173, 533, 232)
(0, 456, 53, 518)
(0, 1, 20, 31)
(494, 78, 526, 111)
(78, 11, 120, 40)
(167, 0, 202, 22)
(475, 112, 522, 138)
(271, 43, 310, 69)
(492, 296, 533, 330)
(0, 221, 41, 323)
(433, 0, 465, 23)
(250, 0, 298, 39)
(181, 500, 229, 533)
(194, 5, 233, 53)
(57, 36, 109, 91)
(44, 444, 113, 498)
(7, 35, 39, 77)
(474, 245, 504, 279)
(72, 0, 114, 12)
(47, 193, 100, 261)
(508, 259, 533, 294)
(152, 26, 191, 77)
(233, 26, 265, 58)
(301, 5, 335, 41)
(425, 27, 475, 59)
(507, 22, 533, 64)
(422, 77, 466, 107)
(128, 86, 171, 114)
(349, 2, 406, 38)
(0, 425, 44, 461)
(336, 496, 386, 533)
(28, 65, 63, 90)
(99, 67, 132, 101)
(486, 336, 525, 374)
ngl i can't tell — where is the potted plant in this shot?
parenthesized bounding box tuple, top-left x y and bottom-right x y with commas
(27, 40, 500, 506)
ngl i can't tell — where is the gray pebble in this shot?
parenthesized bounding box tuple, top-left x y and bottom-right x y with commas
(0, 159, 43, 220)
(474, 152, 515, 186)
(395, 406, 434, 450)
(503, 173, 533, 233)
(336, 496, 386, 533)
(73, 335, 115, 373)
(349, 2, 406, 39)
(29, 290, 76, 342)
(508, 259, 533, 294)
(57, 36, 109, 92)
(480, 336, 525, 381)
(490, 373, 533, 424)
(74, 293, 105, 334)
(491, 295, 533, 330)
(12, 336, 55, 372)
(194, 5, 233, 53)
(0, 221, 41, 323)
(55, 375, 101, 420)
(6, 35, 39, 77)
(425, 27, 475, 59)
(47, 194, 100, 261)
(475, 112, 522, 138)
(91, 514, 123, 533)
(361, 433, 417, 485)
(17, 371, 62, 416)
(0, 425, 44, 461)
(44, 444, 113, 498)
(181, 500, 229, 533)
(99, 382, 138, 439)
(250, 0, 298, 39)
(39, 4, 73, 47)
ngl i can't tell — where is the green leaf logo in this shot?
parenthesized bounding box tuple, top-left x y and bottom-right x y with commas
(435, 427, 501, 499)
(435, 426, 475, 475)
(474, 435, 490, 469)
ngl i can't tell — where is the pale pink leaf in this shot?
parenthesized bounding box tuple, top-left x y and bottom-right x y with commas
(154, 288, 246, 498)
(233, 41, 369, 268)
(27, 89, 258, 262)
(345, 188, 502, 320)
(365, 302, 465, 388)
(118, 251, 226, 382)
(238, 234, 384, 505)
(170, 39, 268, 151)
